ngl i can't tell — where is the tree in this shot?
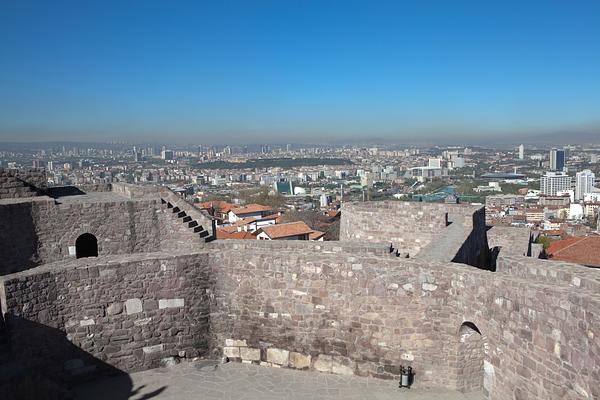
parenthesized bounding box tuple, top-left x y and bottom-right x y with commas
(536, 235, 554, 249)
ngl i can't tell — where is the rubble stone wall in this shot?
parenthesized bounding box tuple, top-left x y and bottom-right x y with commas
(339, 201, 482, 256)
(0, 168, 46, 199)
(0, 246, 597, 400)
(211, 249, 599, 400)
(0, 197, 201, 275)
(0, 253, 212, 381)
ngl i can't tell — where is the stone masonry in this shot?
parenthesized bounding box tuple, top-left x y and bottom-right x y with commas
(0, 176, 598, 400)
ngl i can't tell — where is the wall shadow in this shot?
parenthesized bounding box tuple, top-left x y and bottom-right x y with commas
(45, 186, 87, 198)
(0, 316, 165, 400)
(0, 202, 40, 276)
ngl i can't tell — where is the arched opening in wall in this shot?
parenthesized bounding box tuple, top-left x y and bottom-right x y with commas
(456, 321, 484, 393)
(75, 233, 98, 259)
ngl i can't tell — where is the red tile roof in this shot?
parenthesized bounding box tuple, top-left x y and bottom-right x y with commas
(308, 230, 325, 240)
(546, 235, 600, 267)
(255, 221, 313, 239)
(229, 204, 273, 215)
(216, 229, 254, 240)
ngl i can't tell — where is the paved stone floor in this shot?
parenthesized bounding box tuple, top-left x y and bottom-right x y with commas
(74, 361, 485, 400)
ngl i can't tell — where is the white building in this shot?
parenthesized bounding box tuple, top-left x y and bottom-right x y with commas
(540, 172, 571, 196)
(575, 169, 595, 201)
(518, 144, 524, 160)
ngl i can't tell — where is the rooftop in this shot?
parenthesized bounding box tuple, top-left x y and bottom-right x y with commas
(230, 204, 273, 215)
(546, 235, 600, 267)
(256, 221, 314, 239)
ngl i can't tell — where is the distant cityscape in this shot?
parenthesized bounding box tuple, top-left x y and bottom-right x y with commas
(1, 140, 599, 252)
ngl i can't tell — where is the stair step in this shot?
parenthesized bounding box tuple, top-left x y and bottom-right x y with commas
(160, 198, 166, 204)
(188, 221, 198, 228)
(167, 202, 173, 208)
(199, 230, 209, 238)
(182, 216, 192, 223)
(204, 236, 216, 243)
(177, 211, 186, 218)
(194, 225, 205, 233)
(172, 207, 181, 213)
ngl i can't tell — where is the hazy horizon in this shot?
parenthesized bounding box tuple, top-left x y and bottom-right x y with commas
(1, 1, 599, 144)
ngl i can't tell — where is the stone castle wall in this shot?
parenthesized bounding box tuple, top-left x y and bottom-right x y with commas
(209, 249, 599, 399)
(0, 198, 164, 275)
(0, 252, 212, 381)
(339, 201, 482, 256)
(1, 243, 598, 399)
(0, 194, 205, 276)
(0, 168, 46, 199)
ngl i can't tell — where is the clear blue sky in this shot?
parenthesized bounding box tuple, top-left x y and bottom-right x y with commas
(1, 0, 599, 144)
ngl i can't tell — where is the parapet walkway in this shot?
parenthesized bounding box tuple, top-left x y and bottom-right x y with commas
(74, 361, 485, 400)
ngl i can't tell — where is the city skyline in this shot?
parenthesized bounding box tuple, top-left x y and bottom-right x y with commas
(1, 1, 600, 143)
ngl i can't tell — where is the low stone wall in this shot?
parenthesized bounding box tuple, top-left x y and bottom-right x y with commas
(0, 252, 212, 381)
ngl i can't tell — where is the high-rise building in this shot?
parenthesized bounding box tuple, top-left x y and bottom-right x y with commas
(518, 144, 525, 160)
(550, 148, 565, 171)
(540, 172, 571, 196)
(575, 170, 595, 201)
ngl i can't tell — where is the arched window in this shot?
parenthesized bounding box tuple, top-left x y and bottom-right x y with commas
(75, 233, 98, 259)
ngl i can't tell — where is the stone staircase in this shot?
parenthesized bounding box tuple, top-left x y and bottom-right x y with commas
(160, 198, 216, 243)
(386, 243, 410, 258)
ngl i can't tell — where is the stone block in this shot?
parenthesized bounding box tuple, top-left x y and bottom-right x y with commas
(240, 347, 261, 361)
(225, 339, 247, 347)
(125, 298, 143, 315)
(158, 298, 185, 309)
(134, 317, 152, 326)
(332, 356, 355, 375)
(313, 354, 333, 372)
(289, 352, 311, 369)
(160, 357, 180, 368)
(142, 344, 164, 354)
(79, 319, 95, 327)
(422, 283, 438, 291)
(106, 303, 123, 316)
(223, 346, 240, 358)
(266, 348, 289, 365)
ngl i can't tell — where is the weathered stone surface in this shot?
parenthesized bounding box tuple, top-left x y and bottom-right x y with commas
(158, 298, 184, 309)
(332, 357, 355, 375)
(223, 347, 240, 358)
(225, 339, 247, 347)
(125, 298, 143, 315)
(289, 352, 311, 369)
(266, 348, 289, 366)
(240, 347, 260, 361)
(142, 344, 164, 354)
(313, 355, 333, 372)
(106, 303, 123, 316)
